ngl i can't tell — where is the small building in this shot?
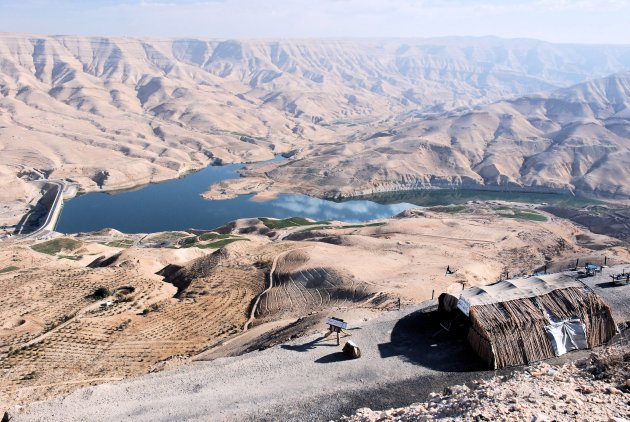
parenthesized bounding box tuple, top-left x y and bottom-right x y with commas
(439, 274, 617, 369)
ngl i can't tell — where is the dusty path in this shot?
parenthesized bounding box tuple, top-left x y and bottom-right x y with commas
(11, 377, 124, 390)
(17, 297, 109, 350)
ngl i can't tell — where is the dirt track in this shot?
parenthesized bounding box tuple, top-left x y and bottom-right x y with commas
(243, 247, 310, 331)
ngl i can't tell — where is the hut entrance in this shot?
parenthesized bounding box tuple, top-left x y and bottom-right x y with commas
(544, 318, 588, 356)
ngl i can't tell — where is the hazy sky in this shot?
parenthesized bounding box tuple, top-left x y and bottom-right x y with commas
(0, 0, 628, 44)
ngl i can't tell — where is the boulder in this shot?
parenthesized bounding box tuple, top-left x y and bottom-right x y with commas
(342, 340, 361, 359)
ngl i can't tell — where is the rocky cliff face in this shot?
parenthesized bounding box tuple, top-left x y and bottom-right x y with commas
(341, 346, 630, 421)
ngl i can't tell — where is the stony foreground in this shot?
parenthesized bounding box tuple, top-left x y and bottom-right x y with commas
(341, 346, 630, 421)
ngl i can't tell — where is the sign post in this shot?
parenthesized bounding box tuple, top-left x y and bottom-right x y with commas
(325, 317, 349, 345)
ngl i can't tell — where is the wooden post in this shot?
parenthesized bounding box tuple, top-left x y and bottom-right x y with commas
(336, 331, 340, 346)
(605, 256, 607, 266)
(431, 289, 435, 300)
(544, 265, 547, 274)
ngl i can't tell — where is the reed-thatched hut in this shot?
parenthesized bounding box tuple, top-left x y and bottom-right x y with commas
(439, 274, 617, 369)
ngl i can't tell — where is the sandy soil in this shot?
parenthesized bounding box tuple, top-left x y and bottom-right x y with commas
(7, 297, 629, 422)
(3, 303, 488, 421)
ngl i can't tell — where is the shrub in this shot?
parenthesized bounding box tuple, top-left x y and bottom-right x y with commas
(31, 238, 82, 255)
(92, 287, 111, 300)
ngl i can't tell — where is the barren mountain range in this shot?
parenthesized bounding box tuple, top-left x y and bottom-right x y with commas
(230, 71, 630, 201)
(1, 33, 630, 226)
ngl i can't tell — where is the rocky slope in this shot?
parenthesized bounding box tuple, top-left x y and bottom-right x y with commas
(3, 34, 630, 223)
(342, 345, 630, 421)
(227, 71, 630, 200)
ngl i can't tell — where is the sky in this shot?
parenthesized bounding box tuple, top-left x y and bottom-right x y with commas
(0, 0, 628, 44)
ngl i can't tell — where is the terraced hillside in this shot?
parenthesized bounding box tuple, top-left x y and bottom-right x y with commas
(0, 243, 264, 406)
(256, 249, 380, 321)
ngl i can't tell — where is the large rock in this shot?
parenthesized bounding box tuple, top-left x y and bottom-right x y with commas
(342, 341, 361, 359)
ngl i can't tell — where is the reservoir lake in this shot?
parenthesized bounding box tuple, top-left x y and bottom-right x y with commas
(56, 158, 595, 234)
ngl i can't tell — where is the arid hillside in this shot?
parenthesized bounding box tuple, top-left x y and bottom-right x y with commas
(1, 205, 628, 407)
(2, 34, 630, 224)
(215, 72, 630, 200)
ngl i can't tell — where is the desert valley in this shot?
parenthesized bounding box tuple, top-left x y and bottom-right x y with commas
(1, 31, 630, 421)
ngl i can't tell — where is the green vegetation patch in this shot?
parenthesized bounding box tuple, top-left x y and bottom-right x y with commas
(58, 255, 83, 261)
(0, 266, 19, 274)
(499, 210, 548, 222)
(148, 232, 190, 242)
(103, 239, 134, 248)
(296, 225, 334, 233)
(427, 205, 467, 214)
(31, 238, 83, 255)
(340, 222, 387, 229)
(196, 238, 249, 249)
(296, 221, 387, 233)
(198, 232, 234, 241)
(91, 287, 111, 300)
(259, 217, 330, 230)
(178, 236, 199, 248)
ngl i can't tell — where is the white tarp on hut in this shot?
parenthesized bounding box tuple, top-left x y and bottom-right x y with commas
(456, 274, 583, 316)
(544, 318, 588, 356)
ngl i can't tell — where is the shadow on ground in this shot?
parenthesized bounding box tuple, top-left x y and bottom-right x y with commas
(281, 336, 338, 353)
(378, 306, 485, 372)
(596, 281, 622, 289)
(314, 352, 348, 363)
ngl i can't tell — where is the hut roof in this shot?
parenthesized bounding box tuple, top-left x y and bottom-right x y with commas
(457, 274, 582, 315)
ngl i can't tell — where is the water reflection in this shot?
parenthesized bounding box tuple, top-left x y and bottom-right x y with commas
(271, 194, 415, 221)
(56, 159, 417, 233)
(56, 157, 593, 234)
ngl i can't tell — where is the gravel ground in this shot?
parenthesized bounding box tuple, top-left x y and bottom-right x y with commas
(579, 264, 630, 323)
(342, 344, 630, 421)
